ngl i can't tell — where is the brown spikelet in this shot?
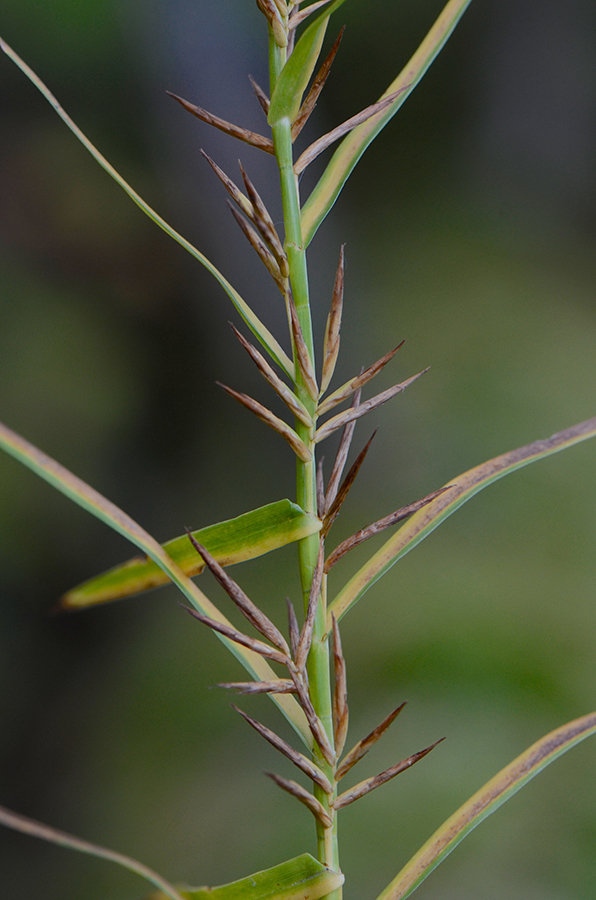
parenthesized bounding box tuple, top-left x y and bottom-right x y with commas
(288, 293, 318, 401)
(185, 532, 290, 656)
(296, 543, 325, 670)
(325, 486, 453, 572)
(230, 324, 311, 426)
(287, 599, 300, 660)
(291, 670, 336, 766)
(295, 88, 410, 175)
(265, 772, 333, 828)
(228, 202, 286, 292)
(289, 0, 334, 29)
(217, 680, 296, 694)
(320, 245, 345, 395)
(323, 387, 362, 513)
(218, 383, 312, 462)
(336, 702, 407, 780)
(167, 92, 274, 153)
(233, 705, 333, 793)
(256, 0, 288, 48)
(200, 150, 254, 217)
(292, 27, 345, 141)
(315, 369, 429, 444)
(238, 163, 289, 275)
(318, 341, 405, 416)
(332, 615, 349, 757)
(321, 431, 376, 537)
(249, 75, 270, 115)
(183, 606, 288, 666)
(333, 738, 445, 809)
(316, 457, 325, 518)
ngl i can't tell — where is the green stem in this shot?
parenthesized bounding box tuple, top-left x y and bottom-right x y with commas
(271, 88, 340, 890)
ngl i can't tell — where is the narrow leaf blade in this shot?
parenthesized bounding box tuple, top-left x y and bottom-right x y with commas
(147, 853, 344, 900)
(62, 500, 321, 608)
(300, 0, 473, 246)
(0, 36, 294, 379)
(328, 417, 596, 626)
(0, 420, 312, 748)
(375, 712, 596, 900)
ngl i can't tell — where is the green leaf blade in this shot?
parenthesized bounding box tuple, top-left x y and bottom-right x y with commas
(267, 0, 348, 127)
(375, 712, 596, 900)
(328, 417, 596, 626)
(148, 853, 344, 900)
(300, 0, 473, 246)
(62, 500, 322, 609)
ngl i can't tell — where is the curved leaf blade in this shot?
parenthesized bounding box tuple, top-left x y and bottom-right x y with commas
(0, 420, 312, 748)
(301, 0, 473, 246)
(62, 500, 321, 608)
(147, 853, 344, 900)
(0, 36, 294, 379)
(328, 417, 596, 627)
(0, 804, 186, 900)
(375, 711, 596, 900)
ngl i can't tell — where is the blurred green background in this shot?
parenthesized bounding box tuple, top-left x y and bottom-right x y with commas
(1, 1, 596, 898)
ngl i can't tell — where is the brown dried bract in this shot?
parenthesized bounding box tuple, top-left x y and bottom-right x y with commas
(167, 92, 274, 153)
(336, 702, 407, 780)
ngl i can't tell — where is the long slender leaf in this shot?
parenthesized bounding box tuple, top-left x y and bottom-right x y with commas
(268, 0, 348, 126)
(0, 805, 185, 900)
(300, 0, 473, 246)
(375, 711, 596, 900)
(147, 853, 344, 900)
(0, 37, 294, 379)
(328, 417, 596, 627)
(62, 500, 321, 608)
(0, 420, 312, 748)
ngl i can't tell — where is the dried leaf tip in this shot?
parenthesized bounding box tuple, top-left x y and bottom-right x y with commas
(292, 27, 345, 141)
(288, 293, 318, 402)
(333, 737, 445, 809)
(185, 530, 290, 656)
(336, 701, 407, 780)
(265, 772, 333, 828)
(332, 614, 349, 757)
(320, 245, 345, 396)
(218, 382, 312, 462)
(233, 705, 333, 793)
(166, 91, 274, 153)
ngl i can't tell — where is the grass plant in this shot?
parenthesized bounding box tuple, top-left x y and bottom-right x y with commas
(1, 2, 596, 899)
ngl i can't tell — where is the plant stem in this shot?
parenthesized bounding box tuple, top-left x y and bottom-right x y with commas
(271, 56, 340, 890)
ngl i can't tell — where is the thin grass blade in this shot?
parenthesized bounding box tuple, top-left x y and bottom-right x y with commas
(0, 805, 185, 900)
(62, 499, 321, 608)
(147, 853, 344, 900)
(0, 37, 294, 379)
(301, 0, 474, 245)
(328, 417, 596, 626)
(376, 712, 596, 900)
(0, 420, 312, 747)
(320, 245, 345, 395)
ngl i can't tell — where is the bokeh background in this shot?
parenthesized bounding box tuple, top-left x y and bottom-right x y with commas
(1, 1, 596, 898)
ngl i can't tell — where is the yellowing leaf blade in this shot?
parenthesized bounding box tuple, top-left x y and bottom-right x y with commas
(328, 417, 596, 626)
(62, 500, 321, 608)
(375, 712, 596, 900)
